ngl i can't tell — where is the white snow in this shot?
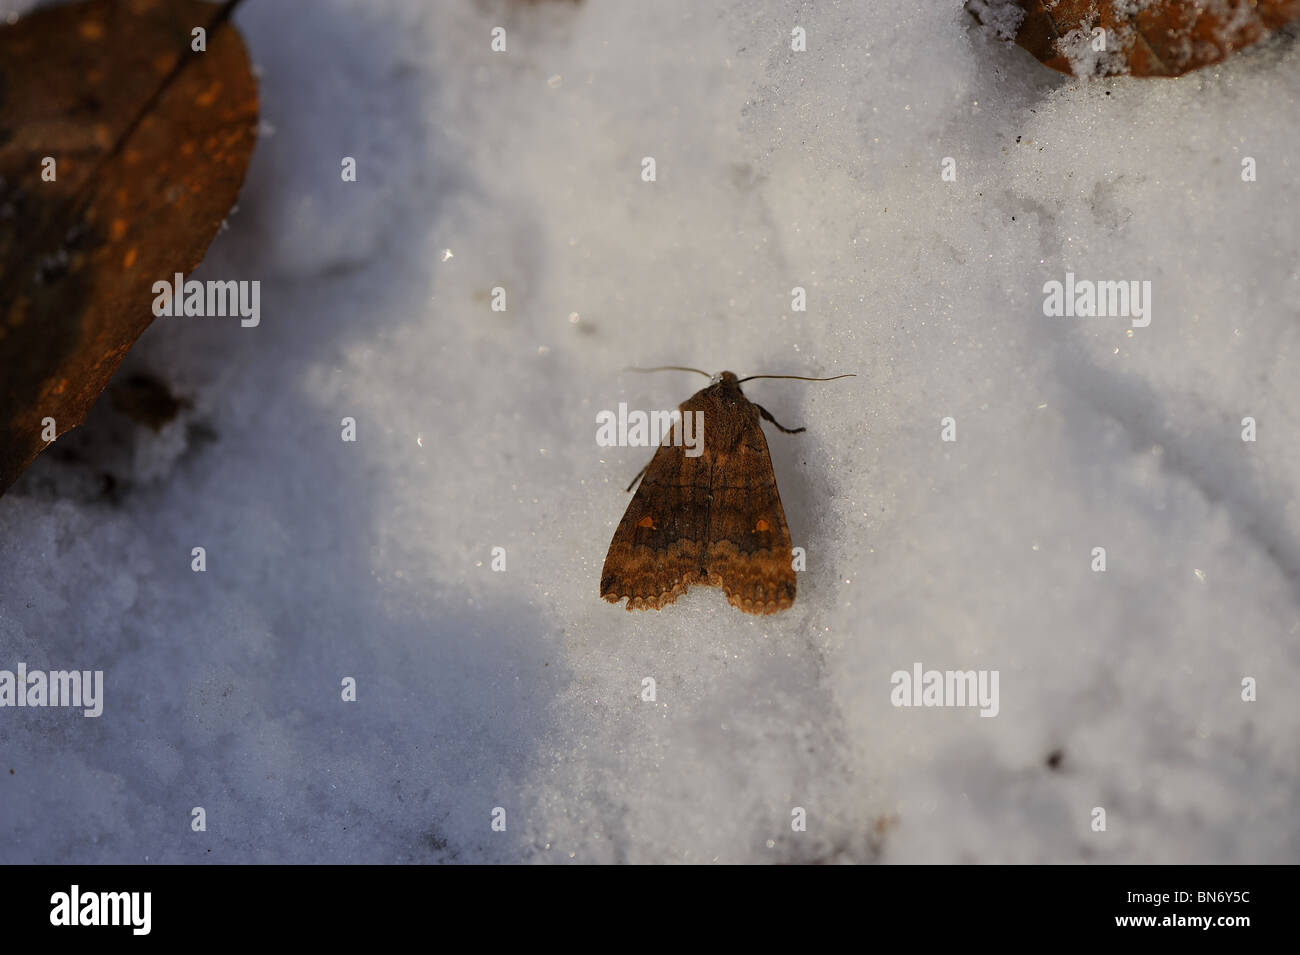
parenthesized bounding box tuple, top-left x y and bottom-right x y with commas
(1, 0, 1297, 863)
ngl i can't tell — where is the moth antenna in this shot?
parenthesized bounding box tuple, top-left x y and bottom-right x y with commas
(737, 373, 856, 384)
(625, 365, 712, 378)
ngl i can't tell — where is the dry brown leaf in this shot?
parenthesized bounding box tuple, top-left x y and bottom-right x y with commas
(0, 0, 258, 495)
(972, 0, 1300, 77)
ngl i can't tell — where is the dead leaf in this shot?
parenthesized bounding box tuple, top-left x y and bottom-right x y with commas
(0, 0, 257, 495)
(971, 0, 1300, 77)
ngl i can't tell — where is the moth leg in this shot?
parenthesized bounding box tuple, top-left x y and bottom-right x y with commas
(625, 459, 652, 492)
(754, 403, 805, 435)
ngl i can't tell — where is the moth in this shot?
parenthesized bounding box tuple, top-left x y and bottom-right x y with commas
(600, 367, 852, 614)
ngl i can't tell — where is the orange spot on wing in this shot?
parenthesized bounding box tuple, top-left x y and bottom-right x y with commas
(637, 515, 656, 529)
(196, 83, 222, 108)
(754, 518, 770, 532)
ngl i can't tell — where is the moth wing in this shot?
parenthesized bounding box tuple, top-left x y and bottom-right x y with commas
(600, 440, 709, 610)
(703, 425, 796, 614)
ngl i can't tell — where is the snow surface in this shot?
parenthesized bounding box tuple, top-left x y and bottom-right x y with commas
(1, 0, 1298, 863)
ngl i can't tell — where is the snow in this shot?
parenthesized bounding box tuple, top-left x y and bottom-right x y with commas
(1, 0, 1297, 863)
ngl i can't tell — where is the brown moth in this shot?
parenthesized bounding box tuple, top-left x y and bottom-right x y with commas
(600, 368, 852, 615)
